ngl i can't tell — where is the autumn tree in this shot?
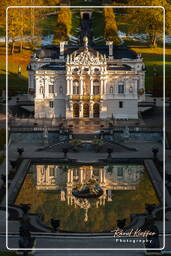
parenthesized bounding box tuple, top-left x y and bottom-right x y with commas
(126, 0, 171, 47)
(103, 8, 121, 46)
(54, 7, 72, 43)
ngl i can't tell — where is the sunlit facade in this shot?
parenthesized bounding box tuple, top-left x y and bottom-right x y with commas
(28, 37, 145, 120)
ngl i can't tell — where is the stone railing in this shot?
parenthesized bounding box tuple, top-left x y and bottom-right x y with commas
(81, 95, 90, 101)
(71, 95, 102, 102)
(92, 95, 101, 102)
(71, 95, 80, 101)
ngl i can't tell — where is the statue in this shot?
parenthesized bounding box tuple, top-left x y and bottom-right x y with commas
(123, 126, 130, 140)
(43, 127, 48, 144)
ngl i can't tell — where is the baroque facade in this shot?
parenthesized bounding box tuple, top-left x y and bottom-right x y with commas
(28, 37, 145, 120)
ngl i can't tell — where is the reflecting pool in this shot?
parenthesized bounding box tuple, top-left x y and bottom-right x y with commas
(15, 164, 159, 232)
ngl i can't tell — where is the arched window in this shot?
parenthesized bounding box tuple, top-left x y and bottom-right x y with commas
(93, 80, 100, 95)
(73, 80, 80, 95)
(73, 103, 79, 118)
(118, 82, 124, 94)
(110, 86, 113, 94)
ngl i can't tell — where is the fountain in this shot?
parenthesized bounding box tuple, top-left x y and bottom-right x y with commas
(72, 178, 103, 198)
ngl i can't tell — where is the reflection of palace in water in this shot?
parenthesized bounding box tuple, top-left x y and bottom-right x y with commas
(35, 165, 144, 206)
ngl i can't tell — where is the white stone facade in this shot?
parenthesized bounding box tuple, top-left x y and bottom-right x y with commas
(28, 38, 145, 120)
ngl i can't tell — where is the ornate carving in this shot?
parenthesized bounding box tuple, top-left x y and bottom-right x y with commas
(68, 49, 105, 65)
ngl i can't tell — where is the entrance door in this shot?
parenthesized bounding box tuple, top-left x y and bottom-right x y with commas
(83, 13, 90, 20)
(83, 103, 89, 118)
(73, 103, 79, 118)
(93, 103, 100, 118)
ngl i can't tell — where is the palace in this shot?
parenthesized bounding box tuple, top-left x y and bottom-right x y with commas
(28, 37, 145, 120)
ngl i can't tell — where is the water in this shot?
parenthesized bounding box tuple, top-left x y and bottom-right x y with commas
(10, 132, 68, 144)
(105, 132, 162, 143)
(10, 131, 162, 144)
(15, 163, 159, 232)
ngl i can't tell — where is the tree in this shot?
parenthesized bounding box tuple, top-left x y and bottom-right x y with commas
(54, 7, 72, 43)
(103, 8, 121, 46)
(126, 0, 171, 47)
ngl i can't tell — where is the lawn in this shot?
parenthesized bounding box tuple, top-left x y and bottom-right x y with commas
(130, 46, 171, 94)
(0, 45, 31, 96)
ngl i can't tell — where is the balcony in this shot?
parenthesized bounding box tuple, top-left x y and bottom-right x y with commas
(70, 95, 102, 102)
(71, 95, 80, 101)
(92, 95, 101, 102)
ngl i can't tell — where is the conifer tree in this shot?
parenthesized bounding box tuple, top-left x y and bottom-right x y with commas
(103, 8, 121, 46)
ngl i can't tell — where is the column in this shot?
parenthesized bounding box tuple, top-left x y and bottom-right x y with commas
(90, 78, 93, 96)
(80, 77, 83, 95)
(80, 101, 83, 118)
(100, 78, 104, 95)
(70, 79, 73, 95)
(67, 170, 71, 183)
(99, 168, 103, 184)
(90, 101, 93, 118)
(104, 79, 107, 94)
(90, 166, 93, 179)
(80, 168, 83, 183)
(70, 169, 73, 183)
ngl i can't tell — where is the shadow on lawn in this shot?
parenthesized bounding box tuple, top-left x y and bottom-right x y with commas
(0, 72, 27, 96)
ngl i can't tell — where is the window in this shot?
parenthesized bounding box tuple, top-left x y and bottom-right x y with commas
(93, 80, 100, 95)
(73, 80, 80, 95)
(49, 84, 54, 93)
(110, 86, 113, 94)
(117, 167, 123, 177)
(119, 101, 123, 108)
(49, 101, 54, 108)
(94, 68, 99, 72)
(49, 167, 55, 177)
(129, 86, 133, 93)
(118, 82, 124, 94)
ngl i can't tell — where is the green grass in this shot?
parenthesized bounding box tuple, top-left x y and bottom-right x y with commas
(0, 46, 31, 95)
(0, 252, 17, 256)
(130, 46, 171, 94)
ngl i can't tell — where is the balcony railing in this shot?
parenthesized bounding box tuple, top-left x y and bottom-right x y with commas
(71, 95, 102, 101)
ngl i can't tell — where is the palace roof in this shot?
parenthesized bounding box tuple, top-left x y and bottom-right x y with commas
(34, 44, 138, 60)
